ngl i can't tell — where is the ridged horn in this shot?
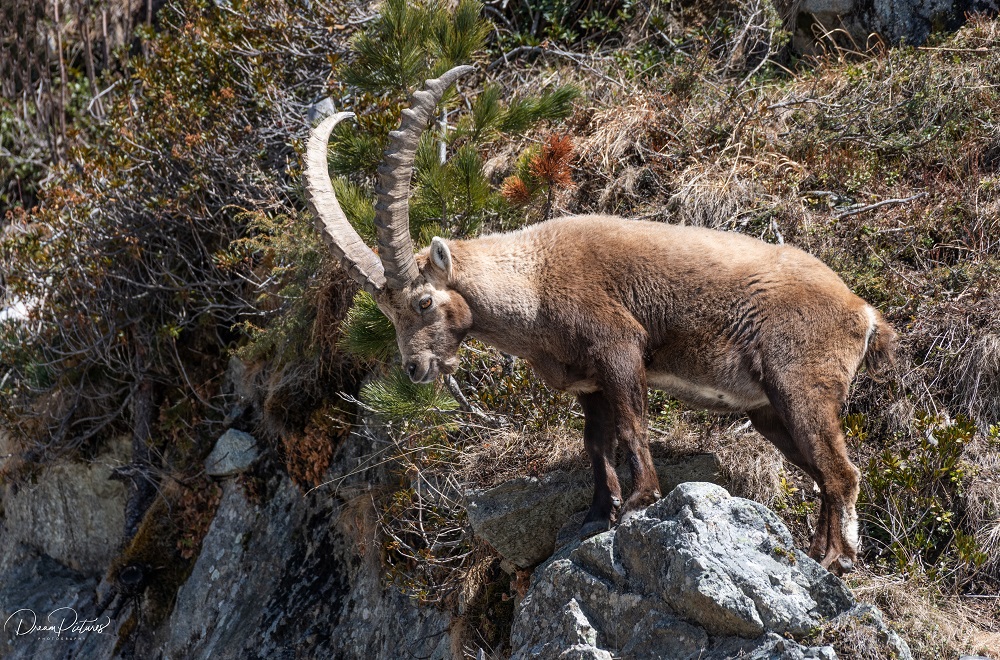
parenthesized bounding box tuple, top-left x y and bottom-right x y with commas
(374, 65, 476, 289)
(305, 111, 386, 295)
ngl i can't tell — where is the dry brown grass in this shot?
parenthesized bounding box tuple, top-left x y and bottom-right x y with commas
(709, 425, 785, 507)
(335, 487, 382, 563)
(456, 425, 589, 489)
(963, 435, 1000, 581)
(848, 571, 1000, 658)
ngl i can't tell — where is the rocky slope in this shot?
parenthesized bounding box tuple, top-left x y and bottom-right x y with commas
(2, 419, 912, 659)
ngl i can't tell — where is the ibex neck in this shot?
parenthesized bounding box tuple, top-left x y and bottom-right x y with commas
(447, 235, 543, 357)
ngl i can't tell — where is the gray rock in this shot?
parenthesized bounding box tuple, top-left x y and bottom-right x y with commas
(0, 553, 116, 659)
(205, 429, 259, 477)
(710, 632, 838, 659)
(466, 453, 721, 568)
(0, 435, 126, 659)
(2, 378, 449, 658)
(307, 97, 337, 123)
(617, 483, 853, 639)
(510, 482, 911, 660)
(147, 424, 453, 660)
(791, 0, 999, 53)
(1, 436, 128, 573)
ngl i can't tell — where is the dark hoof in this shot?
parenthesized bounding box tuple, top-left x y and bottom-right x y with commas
(579, 519, 611, 539)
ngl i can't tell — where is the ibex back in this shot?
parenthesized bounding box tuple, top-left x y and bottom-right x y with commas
(305, 66, 897, 575)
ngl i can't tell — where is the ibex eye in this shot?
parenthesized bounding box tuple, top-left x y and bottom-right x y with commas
(419, 296, 432, 310)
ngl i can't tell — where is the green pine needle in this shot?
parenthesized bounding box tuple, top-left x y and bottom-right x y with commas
(361, 367, 458, 420)
(447, 144, 490, 235)
(341, 0, 430, 96)
(470, 86, 503, 141)
(329, 123, 384, 178)
(331, 177, 377, 243)
(498, 85, 582, 134)
(428, 0, 490, 72)
(339, 291, 397, 363)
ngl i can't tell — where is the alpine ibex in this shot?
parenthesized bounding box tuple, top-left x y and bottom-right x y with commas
(305, 65, 896, 574)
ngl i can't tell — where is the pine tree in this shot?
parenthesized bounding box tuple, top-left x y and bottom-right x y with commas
(325, 0, 581, 421)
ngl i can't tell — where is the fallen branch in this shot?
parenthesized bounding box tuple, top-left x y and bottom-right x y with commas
(917, 46, 990, 54)
(833, 192, 928, 220)
(488, 45, 543, 70)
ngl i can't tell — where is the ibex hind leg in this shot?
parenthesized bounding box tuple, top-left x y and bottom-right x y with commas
(578, 391, 622, 537)
(760, 387, 861, 576)
(748, 406, 832, 562)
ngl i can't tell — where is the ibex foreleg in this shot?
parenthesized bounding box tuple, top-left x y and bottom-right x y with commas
(596, 345, 661, 516)
(578, 391, 621, 537)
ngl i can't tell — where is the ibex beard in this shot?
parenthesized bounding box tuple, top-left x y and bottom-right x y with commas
(306, 66, 897, 576)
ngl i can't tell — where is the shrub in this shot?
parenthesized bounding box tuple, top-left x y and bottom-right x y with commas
(861, 414, 988, 589)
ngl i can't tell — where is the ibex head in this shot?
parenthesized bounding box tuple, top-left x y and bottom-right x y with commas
(305, 66, 476, 383)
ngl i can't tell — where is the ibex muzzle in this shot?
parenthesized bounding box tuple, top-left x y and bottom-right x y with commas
(305, 66, 897, 575)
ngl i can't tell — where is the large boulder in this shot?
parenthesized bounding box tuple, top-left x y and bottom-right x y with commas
(466, 454, 721, 568)
(511, 482, 911, 659)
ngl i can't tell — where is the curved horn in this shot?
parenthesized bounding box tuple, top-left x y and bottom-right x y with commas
(305, 112, 386, 295)
(374, 65, 476, 289)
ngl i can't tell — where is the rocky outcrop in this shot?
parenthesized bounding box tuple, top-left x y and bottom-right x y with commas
(143, 475, 452, 660)
(466, 453, 721, 568)
(1, 419, 455, 660)
(1, 436, 128, 574)
(790, 0, 998, 52)
(0, 437, 128, 659)
(510, 482, 911, 659)
(2, 420, 913, 660)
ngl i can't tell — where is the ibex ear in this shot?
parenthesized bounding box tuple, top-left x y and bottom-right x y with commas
(429, 237, 453, 280)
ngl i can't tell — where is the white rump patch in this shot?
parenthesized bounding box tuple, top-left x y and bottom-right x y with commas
(863, 305, 878, 353)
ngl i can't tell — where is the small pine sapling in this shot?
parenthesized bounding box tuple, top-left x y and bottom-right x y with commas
(501, 134, 575, 220)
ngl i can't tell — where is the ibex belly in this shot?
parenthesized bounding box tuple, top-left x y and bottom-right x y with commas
(646, 371, 768, 412)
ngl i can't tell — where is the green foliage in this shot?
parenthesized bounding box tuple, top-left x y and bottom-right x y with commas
(331, 177, 377, 243)
(231, 209, 325, 366)
(338, 291, 397, 363)
(1, 0, 366, 469)
(0, 104, 46, 210)
(466, 84, 581, 142)
(493, 0, 639, 48)
(360, 367, 457, 420)
(328, 118, 386, 178)
(411, 140, 496, 239)
(862, 414, 986, 587)
(342, 0, 489, 97)
(497, 86, 581, 134)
